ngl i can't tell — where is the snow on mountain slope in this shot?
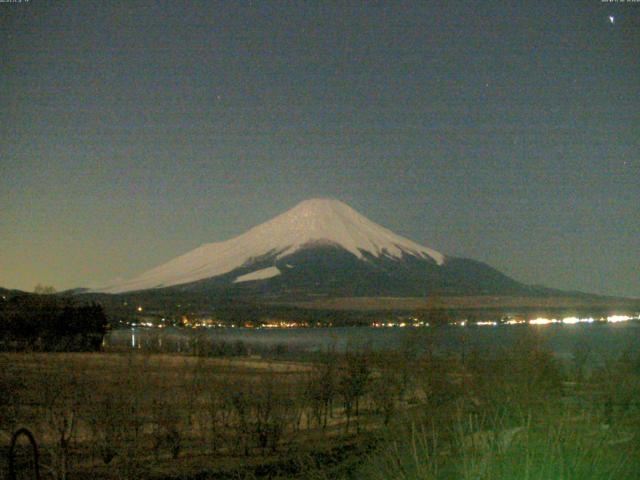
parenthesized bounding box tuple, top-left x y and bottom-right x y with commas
(233, 266, 281, 283)
(99, 198, 444, 293)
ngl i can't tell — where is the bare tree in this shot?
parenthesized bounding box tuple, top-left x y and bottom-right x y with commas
(0, 354, 23, 437)
(37, 360, 88, 480)
(226, 377, 252, 456)
(34, 284, 57, 295)
(370, 359, 403, 426)
(150, 396, 182, 460)
(338, 350, 371, 433)
(252, 372, 300, 454)
(105, 354, 152, 479)
(202, 373, 231, 454)
(182, 356, 206, 428)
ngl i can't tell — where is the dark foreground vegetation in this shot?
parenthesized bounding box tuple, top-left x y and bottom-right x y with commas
(1, 328, 639, 479)
(0, 294, 107, 352)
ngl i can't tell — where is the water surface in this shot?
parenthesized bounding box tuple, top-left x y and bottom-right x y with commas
(106, 322, 640, 365)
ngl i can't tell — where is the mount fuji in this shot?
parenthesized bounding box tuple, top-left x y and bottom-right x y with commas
(98, 198, 532, 298)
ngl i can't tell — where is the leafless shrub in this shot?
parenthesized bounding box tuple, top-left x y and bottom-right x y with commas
(0, 354, 23, 437)
(338, 350, 371, 433)
(84, 354, 152, 478)
(370, 362, 403, 426)
(32, 358, 89, 480)
(150, 396, 182, 460)
(305, 356, 336, 430)
(202, 372, 230, 454)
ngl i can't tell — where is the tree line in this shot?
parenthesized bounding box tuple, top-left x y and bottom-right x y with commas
(0, 293, 108, 351)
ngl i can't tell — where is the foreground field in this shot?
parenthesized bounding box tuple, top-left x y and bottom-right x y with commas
(0, 350, 394, 479)
(2, 332, 640, 479)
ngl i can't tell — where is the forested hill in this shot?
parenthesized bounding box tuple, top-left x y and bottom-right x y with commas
(0, 292, 107, 351)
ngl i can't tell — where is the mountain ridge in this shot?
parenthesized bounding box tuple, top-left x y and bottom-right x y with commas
(93, 198, 577, 300)
(98, 198, 446, 294)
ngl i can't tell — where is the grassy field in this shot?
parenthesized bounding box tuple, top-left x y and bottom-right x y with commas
(0, 350, 387, 479)
(359, 346, 640, 480)
(1, 331, 639, 479)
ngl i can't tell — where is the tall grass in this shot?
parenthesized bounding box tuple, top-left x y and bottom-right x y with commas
(356, 335, 640, 480)
(360, 409, 639, 480)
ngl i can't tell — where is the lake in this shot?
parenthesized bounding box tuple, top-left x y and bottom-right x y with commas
(106, 321, 640, 365)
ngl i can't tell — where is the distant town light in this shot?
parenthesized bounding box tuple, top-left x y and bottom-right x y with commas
(562, 317, 580, 324)
(504, 319, 526, 325)
(529, 318, 557, 325)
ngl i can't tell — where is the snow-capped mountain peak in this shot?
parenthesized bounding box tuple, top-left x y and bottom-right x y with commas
(254, 198, 443, 263)
(99, 198, 444, 293)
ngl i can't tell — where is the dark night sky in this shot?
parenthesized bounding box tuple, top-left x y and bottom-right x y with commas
(1, 1, 638, 297)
